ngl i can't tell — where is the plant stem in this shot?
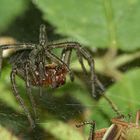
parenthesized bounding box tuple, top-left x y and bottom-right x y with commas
(102, 0, 122, 80)
(113, 51, 140, 68)
(103, 0, 118, 49)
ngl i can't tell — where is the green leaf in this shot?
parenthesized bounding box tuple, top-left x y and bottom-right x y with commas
(40, 120, 84, 140)
(112, 0, 140, 51)
(96, 68, 140, 128)
(0, 0, 29, 32)
(33, 0, 108, 48)
(34, 0, 140, 51)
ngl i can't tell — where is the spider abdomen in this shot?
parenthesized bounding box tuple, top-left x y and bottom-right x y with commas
(32, 63, 68, 88)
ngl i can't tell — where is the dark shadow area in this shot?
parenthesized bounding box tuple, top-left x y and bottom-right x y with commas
(1, 1, 64, 43)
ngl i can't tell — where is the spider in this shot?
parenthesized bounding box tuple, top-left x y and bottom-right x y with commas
(0, 24, 119, 128)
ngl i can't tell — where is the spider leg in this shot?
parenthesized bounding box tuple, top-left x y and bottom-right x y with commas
(25, 61, 41, 98)
(61, 48, 72, 66)
(38, 24, 49, 88)
(76, 50, 88, 75)
(30, 59, 43, 96)
(25, 62, 37, 120)
(1, 43, 35, 50)
(45, 50, 74, 81)
(39, 24, 48, 47)
(61, 47, 89, 87)
(77, 47, 96, 97)
(10, 68, 35, 128)
(76, 121, 96, 140)
(28, 47, 46, 96)
(60, 48, 75, 81)
(38, 61, 45, 96)
(61, 47, 89, 82)
(94, 76, 123, 116)
(61, 44, 89, 75)
(47, 42, 95, 96)
(0, 43, 35, 75)
(39, 24, 52, 87)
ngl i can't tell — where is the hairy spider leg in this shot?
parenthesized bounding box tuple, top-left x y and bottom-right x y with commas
(10, 68, 35, 128)
(39, 23, 48, 72)
(78, 47, 95, 97)
(76, 49, 88, 75)
(0, 43, 34, 76)
(38, 61, 46, 96)
(39, 24, 48, 47)
(45, 50, 75, 82)
(33, 51, 46, 96)
(38, 24, 49, 95)
(60, 47, 89, 75)
(47, 42, 96, 97)
(1, 43, 35, 50)
(61, 47, 72, 67)
(60, 47, 76, 82)
(28, 48, 45, 96)
(39, 23, 48, 69)
(28, 62, 38, 85)
(61, 46, 90, 87)
(5, 45, 38, 120)
(0, 44, 36, 75)
(95, 76, 123, 117)
(25, 62, 37, 119)
(58, 44, 88, 79)
(76, 121, 96, 140)
(25, 46, 45, 97)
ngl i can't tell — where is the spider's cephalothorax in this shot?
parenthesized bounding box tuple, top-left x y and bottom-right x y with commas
(0, 24, 101, 128)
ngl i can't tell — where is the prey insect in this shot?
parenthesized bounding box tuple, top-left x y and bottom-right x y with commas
(76, 110, 140, 140)
(0, 24, 100, 128)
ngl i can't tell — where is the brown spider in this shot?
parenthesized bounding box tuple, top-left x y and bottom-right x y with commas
(0, 24, 99, 128)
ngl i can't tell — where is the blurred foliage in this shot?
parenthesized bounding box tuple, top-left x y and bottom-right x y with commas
(0, 0, 140, 140)
(33, 0, 140, 51)
(0, 125, 19, 140)
(40, 120, 84, 140)
(126, 127, 140, 140)
(94, 68, 140, 129)
(0, 0, 29, 32)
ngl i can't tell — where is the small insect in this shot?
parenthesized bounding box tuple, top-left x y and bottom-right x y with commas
(76, 110, 140, 140)
(0, 24, 102, 128)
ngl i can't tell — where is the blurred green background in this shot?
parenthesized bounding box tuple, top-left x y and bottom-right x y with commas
(0, 0, 140, 139)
